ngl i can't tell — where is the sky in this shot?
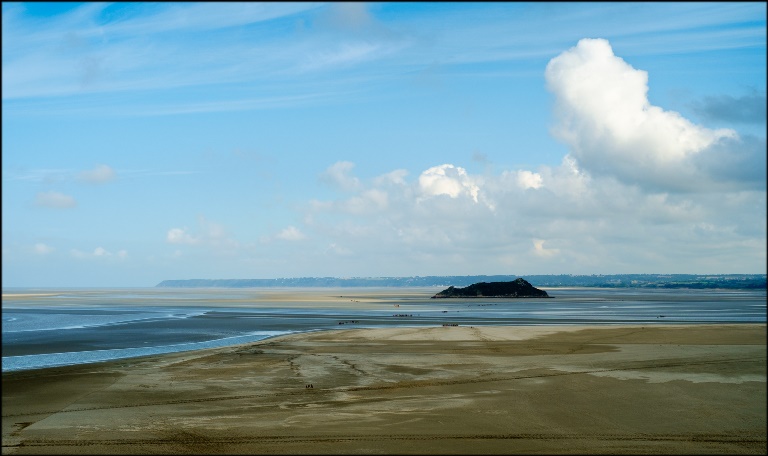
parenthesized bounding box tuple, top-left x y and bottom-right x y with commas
(2, 2, 766, 288)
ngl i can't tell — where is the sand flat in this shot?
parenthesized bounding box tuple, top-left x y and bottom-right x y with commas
(2, 324, 765, 454)
(1, 287, 443, 309)
(1, 294, 62, 299)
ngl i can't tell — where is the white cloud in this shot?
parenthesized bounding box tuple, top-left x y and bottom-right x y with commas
(327, 189, 390, 215)
(516, 170, 543, 190)
(374, 169, 408, 186)
(69, 246, 127, 260)
(165, 217, 239, 254)
(78, 164, 116, 184)
(418, 164, 480, 203)
(320, 161, 362, 192)
(276, 226, 307, 241)
(33, 243, 54, 255)
(545, 38, 739, 191)
(35, 191, 76, 208)
(166, 228, 200, 245)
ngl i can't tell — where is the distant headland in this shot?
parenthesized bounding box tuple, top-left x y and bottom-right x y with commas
(432, 278, 550, 298)
(155, 274, 766, 289)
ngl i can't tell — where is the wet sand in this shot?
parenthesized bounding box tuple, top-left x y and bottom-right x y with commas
(2, 324, 766, 454)
(2, 287, 444, 308)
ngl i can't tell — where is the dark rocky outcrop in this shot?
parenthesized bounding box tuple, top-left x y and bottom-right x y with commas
(431, 278, 550, 298)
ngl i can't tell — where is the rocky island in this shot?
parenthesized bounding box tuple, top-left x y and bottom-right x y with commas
(432, 278, 550, 298)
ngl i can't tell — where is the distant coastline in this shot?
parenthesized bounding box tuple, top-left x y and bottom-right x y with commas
(156, 274, 766, 289)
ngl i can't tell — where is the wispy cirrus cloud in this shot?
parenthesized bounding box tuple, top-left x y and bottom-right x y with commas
(3, 2, 763, 118)
(2, 2, 323, 100)
(101, 2, 322, 37)
(3, 166, 195, 183)
(78, 164, 115, 184)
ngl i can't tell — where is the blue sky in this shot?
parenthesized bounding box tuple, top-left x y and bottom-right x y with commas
(2, 2, 766, 287)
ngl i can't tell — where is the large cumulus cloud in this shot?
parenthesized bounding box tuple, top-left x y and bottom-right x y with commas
(545, 38, 764, 192)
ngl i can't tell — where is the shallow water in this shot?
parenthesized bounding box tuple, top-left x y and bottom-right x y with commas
(2, 287, 765, 372)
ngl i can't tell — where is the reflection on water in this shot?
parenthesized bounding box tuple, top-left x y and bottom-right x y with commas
(2, 287, 765, 372)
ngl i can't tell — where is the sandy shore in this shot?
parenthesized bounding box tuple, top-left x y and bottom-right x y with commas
(2, 324, 765, 454)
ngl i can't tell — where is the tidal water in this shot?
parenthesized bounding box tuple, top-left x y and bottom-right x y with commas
(2, 287, 765, 372)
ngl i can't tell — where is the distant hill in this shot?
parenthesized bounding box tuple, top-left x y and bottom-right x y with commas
(156, 274, 766, 289)
(432, 278, 550, 298)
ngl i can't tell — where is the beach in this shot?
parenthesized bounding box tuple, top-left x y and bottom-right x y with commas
(2, 323, 765, 454)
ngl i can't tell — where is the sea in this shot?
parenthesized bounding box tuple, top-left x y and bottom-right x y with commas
(2, 287, 765, 373)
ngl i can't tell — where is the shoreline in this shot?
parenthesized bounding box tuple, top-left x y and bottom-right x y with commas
(3, 323, 765, 454)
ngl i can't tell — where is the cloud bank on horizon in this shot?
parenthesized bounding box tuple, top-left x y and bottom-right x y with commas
(2, 2, 765, 287)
